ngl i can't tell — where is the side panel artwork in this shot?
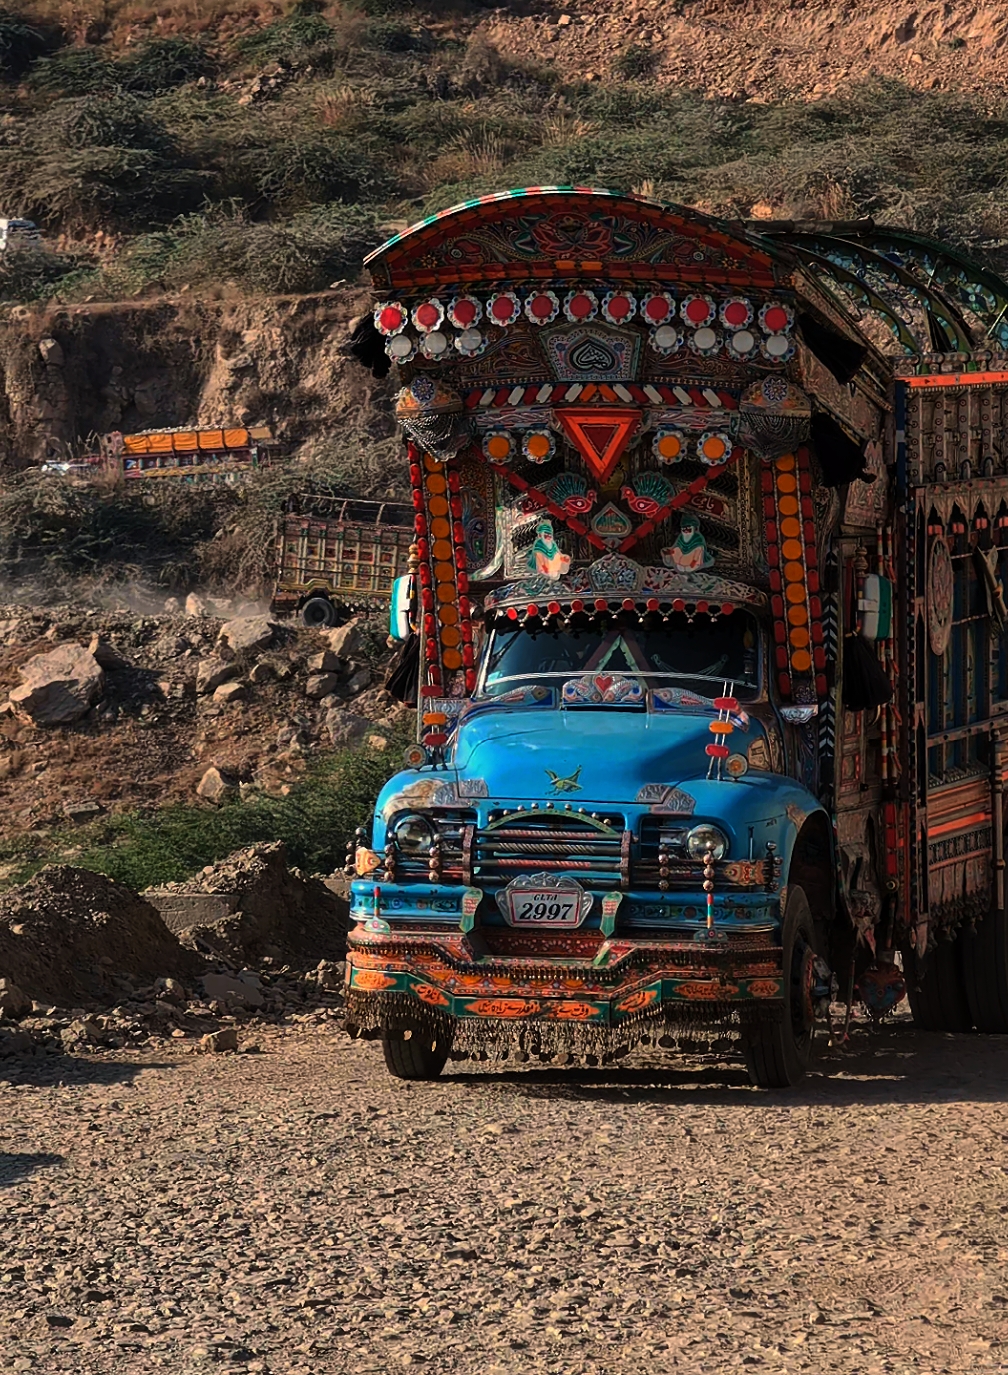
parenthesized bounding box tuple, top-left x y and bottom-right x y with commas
(903, 374, 1008, 946)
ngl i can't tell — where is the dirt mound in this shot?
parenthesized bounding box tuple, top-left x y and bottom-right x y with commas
(150, 841, 350, 970)
(0, 865, 202, 1008)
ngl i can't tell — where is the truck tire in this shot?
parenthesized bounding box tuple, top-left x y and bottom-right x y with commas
(905, 938, 973, 1032)
(742, 885, 818, 1089)
(301, 596, 337, 629)
(381, 1023, 450, 1080)
(960, 909, 1008, 1033)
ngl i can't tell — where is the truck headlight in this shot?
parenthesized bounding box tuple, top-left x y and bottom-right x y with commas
(686, 824, 728, 861)
(391, 813, 435, 853)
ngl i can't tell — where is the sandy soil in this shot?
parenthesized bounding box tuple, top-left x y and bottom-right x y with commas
(2, 1016, 1007, 1373)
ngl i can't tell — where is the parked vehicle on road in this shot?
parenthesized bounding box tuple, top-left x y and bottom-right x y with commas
(342, 186, 1008, 1086)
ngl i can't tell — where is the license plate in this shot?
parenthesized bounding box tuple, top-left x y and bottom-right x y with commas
(499, 877, 591, 929)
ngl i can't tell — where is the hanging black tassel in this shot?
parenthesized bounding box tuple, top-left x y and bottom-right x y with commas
(811, 412, 874, 487)
(842, 633, 892, 711)
(798, 312, 868, 385)
(385, 630, 420, 706)
(345, 315, 391, 379)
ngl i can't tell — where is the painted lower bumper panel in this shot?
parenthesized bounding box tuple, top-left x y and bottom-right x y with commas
(344, 925, 785, 1049)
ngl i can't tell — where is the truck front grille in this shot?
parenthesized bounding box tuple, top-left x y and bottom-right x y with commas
(475, 810, 628, 890)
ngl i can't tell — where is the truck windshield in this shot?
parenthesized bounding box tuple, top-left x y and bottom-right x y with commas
(480, 611, 760, 700)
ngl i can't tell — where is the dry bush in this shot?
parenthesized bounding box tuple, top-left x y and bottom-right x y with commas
(539, 112, 595, 147)
(418, 124, 507, 193)
(315, 83, 376, 127)
(22, 0, 282, 32)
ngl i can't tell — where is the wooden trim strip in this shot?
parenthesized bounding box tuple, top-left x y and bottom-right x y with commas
(907, 371, 1008, 388)
(927, 810, 992, 838)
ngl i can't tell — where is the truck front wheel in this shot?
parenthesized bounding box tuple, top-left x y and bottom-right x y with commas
(381, 1022, 450, 1080)
(301, 595, 338, 629)
(743, 885, 819, 1089)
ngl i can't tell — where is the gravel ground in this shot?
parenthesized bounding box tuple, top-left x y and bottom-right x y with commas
(1, 1018, 1007, 1374)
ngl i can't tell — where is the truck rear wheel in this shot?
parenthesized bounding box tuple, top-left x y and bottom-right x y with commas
(301, 595, 338, 629)
(960, 909, 1008, 1033)
(381, 1023, 450, 1080)
(905, 938, 972, 1032)
(743, 885, 818, 1089)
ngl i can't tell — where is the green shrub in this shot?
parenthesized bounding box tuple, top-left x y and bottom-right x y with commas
(75, 740, 405, 889)
(120, 37, 217, 94)
(0, 145, 210, 233)
(353, 0, 414, 13)
(365, 20, 433, 54)
(88, 202, 382, 304)
(29, 37, 214, 97)
(0, 734, 408, 891)
(236, 13, 337, 66)
(56, 92, 171, 152)
(614, 43, 657, 80)
(0, 95, 210, 232)
(27, 46, 118, 96)
(0, 470, 234, 578)
(0, 10, 48, 79)
(0, 247, 94, 304)
(239, 133, 390, 211)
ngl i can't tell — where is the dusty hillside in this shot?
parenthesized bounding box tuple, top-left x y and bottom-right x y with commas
(3, 0, 1008, 471)
(493, 0, 1008, 100)
(1, 0, 1006, 891)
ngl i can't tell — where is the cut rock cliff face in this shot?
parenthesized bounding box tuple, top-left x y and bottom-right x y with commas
(0, 289, 393, 468)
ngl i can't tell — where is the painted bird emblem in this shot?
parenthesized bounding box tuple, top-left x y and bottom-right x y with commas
(545, 765, 583, 794)
(621, 472, 674, 520)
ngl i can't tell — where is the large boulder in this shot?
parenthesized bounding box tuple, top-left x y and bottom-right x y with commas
(323, 618, 364, 658)
(87, 635, 130, 672)
(306, 672, 340, 699)
(325, 706, 371, 747)
(218, 615, 275, 655)
(196, 656, 239, 696)
(9, 644, 104, 725)
(197, 766, 238, 803)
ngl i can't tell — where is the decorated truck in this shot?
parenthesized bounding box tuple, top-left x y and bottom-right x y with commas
(270, 494, 415, 626)
(342, 187, 1008, 1087)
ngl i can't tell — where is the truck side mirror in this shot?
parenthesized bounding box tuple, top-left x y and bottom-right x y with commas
(389, 574, 414, 642)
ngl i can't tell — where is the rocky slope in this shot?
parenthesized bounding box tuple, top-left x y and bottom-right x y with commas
(0, 595, 406, 843)
(496, 0, 1008, 100)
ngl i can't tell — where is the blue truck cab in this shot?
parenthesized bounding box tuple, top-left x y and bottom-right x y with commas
(348, 554, 835, 1088)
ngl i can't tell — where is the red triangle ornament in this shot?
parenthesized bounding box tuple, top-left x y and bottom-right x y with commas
(556, 408, 641, 484)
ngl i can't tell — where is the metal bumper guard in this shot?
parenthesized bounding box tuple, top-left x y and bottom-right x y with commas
(344, 924, 785, 1045)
